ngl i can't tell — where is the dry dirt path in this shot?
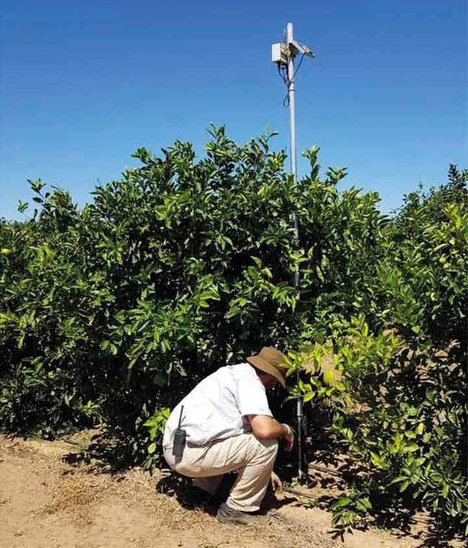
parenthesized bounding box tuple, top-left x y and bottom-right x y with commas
(0, 434, 459, 548)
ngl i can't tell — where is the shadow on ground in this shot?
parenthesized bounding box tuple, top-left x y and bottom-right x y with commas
(61, 429, 465, 547)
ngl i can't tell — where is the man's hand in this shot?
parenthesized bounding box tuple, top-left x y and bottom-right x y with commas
(282, 423, 294, 453)
(270, 471, 282, 492)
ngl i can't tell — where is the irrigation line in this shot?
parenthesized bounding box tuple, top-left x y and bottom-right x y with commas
(308, 463, 344, 477)
(282, 486, 319, 501)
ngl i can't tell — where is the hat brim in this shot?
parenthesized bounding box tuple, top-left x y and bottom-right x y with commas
(246, 356, 286, 388)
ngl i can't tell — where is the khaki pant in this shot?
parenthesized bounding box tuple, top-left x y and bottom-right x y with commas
(163, 433, 278, 512)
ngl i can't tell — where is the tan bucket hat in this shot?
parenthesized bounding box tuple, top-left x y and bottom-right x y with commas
(246, 347, 288, 388)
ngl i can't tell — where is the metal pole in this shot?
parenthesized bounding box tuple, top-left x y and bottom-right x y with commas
(287, 22, 298, 185)
(286, 21, 305, 483)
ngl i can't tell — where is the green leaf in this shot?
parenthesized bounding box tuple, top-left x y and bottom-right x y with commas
(331, 497, 352, 510)
(416, 423, 425, 435)
(399, 480, 410, 493)
(389, 475, 408, 486)
(323, 370, 334, 385)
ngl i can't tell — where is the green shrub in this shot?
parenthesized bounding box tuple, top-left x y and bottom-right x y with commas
(290, 172, 467, 536)
(0, 128, 466, 535)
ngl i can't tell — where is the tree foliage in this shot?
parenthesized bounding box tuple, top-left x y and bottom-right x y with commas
(0, 129, 466, 535)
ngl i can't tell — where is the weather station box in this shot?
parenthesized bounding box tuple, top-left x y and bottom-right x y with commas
(271, 43, 288, 64)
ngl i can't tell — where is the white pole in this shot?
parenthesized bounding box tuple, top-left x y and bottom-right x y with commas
(286, 21, 304, 482)
(287, 22, 297, 183)
(287, 23, 300, 288)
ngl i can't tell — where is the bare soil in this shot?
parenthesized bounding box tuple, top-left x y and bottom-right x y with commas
(0, 433, 462, 548)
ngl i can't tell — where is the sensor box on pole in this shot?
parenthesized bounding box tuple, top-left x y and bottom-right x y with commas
(271, 43, 288, 65)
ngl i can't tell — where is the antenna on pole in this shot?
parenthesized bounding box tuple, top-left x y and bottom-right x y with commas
(272, 22, 315, 483)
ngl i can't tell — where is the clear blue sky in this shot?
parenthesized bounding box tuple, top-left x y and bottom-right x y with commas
(1, 0, 467, 220)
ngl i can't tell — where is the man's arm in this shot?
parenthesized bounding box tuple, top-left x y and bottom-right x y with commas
(246, 415, 294, 452)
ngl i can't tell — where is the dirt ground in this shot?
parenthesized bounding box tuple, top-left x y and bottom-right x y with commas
(0, 433, 463, 548)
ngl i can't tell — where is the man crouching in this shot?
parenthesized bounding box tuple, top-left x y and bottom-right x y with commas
(163, 347, 294, 525)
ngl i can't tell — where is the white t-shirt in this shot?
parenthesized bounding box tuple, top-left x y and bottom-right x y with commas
(163, 363, 273, 446)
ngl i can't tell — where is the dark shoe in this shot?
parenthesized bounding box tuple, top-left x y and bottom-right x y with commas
(216, 503, 265, 525)
(181, 485, 215, 509)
